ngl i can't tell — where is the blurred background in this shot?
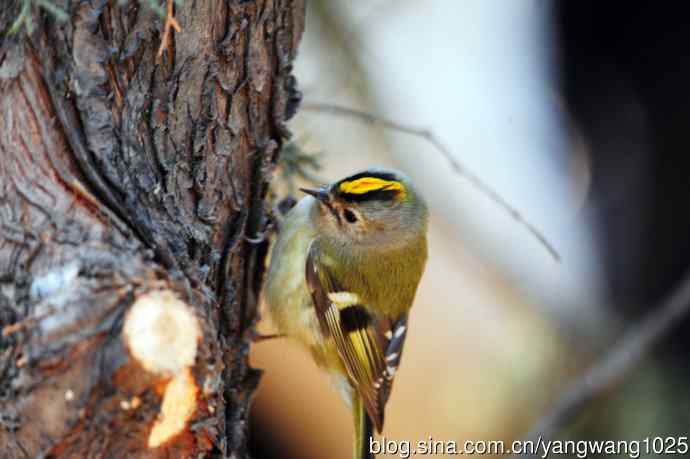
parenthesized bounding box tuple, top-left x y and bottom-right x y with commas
(250, 1, 690, 457)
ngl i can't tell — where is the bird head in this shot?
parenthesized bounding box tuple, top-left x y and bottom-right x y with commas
(301, 168, 428, 250)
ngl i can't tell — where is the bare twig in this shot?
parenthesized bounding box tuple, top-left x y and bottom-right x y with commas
(1, 306, 56, 337)
(157, 0, 181, 57)
(513, 270, 690, 457)
(301, 102, 561, 262)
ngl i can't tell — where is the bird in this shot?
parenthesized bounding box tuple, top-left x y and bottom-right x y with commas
(264, 167, 429, 459)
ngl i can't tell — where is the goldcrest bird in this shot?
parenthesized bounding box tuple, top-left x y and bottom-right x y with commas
(264, 168, 428, 459)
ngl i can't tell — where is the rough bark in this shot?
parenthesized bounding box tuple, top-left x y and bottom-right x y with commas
(0, 0, 304, 457)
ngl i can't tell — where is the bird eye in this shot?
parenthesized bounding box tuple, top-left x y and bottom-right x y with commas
(343, 209, 358, 223)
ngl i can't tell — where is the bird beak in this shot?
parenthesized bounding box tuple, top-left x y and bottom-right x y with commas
(300, 187, 330, 203)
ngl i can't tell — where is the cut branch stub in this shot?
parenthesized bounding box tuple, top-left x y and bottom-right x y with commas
(123, 290, 202, 448)
(123, 289, 201, 376)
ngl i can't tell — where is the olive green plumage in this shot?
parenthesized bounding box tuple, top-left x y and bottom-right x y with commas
(264, 168, 428, 459)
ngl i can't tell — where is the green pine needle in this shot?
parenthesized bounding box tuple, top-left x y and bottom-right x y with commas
(9, 0, 66, 35)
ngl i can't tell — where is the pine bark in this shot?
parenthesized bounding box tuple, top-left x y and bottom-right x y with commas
(0, 0, 304, 457)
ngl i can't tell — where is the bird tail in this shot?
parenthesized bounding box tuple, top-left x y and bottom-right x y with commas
(353, 394, 374, 459)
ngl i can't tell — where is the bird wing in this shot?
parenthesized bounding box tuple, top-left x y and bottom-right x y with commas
(305, 242, 409, 432)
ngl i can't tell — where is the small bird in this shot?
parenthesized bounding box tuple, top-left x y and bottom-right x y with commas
(264, 168, 428, 459)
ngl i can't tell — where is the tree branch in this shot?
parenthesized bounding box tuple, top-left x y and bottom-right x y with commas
(301, 102, 561, 262)
(513, 270, 690, 457)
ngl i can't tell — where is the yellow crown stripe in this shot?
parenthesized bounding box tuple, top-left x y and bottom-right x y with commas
(338, 177, 404, 195)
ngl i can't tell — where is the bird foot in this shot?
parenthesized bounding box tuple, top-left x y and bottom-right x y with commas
(251, 332, 286, 343)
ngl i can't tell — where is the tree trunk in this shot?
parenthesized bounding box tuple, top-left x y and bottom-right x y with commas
(0, 0, 304, 457)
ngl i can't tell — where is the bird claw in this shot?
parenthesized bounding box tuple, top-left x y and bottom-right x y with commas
(251, 332, 286, 343)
